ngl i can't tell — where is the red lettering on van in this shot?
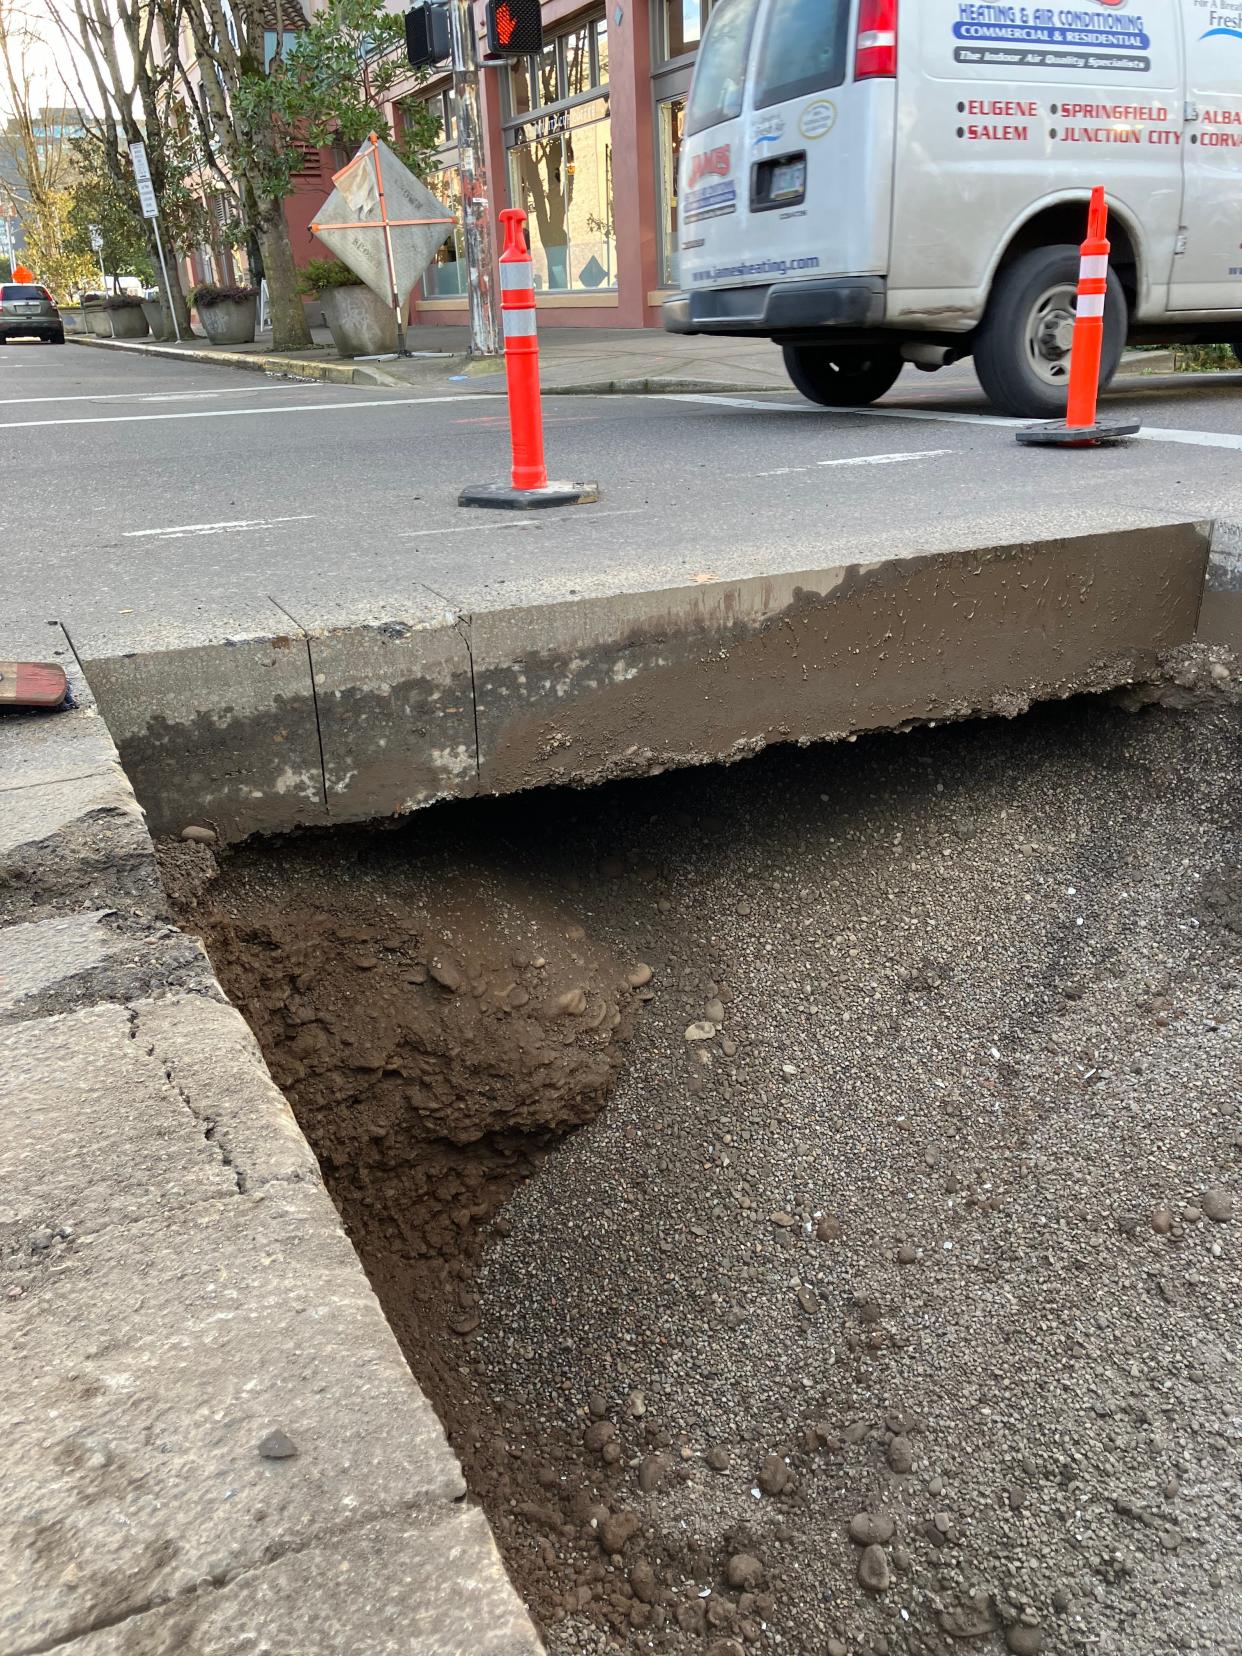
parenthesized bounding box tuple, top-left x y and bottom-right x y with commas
(688, 147, 731, 187)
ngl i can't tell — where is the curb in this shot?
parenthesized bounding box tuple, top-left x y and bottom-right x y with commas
(69, 332, 402, 389)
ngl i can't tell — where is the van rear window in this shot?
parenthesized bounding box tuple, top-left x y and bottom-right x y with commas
(754, 0, 851, 110)
(1, 285, 48, 300)
(686, 0, 760, 137)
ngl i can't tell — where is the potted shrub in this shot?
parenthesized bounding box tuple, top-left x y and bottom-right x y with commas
(101, 293, 150, 339)
(298, 258, 396, 357)
(191, 282, 258, 346)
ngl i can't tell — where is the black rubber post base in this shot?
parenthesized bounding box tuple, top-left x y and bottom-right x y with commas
(1015, 420, 1141, 449)
(458, 481, 600, 510)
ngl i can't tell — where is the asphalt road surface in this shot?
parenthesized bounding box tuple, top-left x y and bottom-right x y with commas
(6, 339, 1242, 656)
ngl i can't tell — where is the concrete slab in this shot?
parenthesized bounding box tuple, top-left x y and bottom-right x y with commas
(0, 1182, 469, 1655)
(277, 588, 478, 821)
(68, 603, 326, 842)
(61, 1507, 542, 1656)
(1199, 520, 1242, 652)
(0, 769, 158, 927)
(467, 522, 1210, 798)
(0, 1002, 239, 1237)
(135, 996, 322, 1191)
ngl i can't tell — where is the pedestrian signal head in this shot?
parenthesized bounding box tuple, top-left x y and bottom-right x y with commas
(486, 0, 543, 55)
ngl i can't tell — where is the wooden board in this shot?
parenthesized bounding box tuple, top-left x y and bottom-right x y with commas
(0, 661, 69, 708)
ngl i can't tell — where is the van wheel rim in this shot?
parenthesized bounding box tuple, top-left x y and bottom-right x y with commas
(1026, 282, 1081, 386)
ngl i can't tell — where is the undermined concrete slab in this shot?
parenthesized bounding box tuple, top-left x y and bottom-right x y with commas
(1200, 520, 1242, 652)
(69, 520, 1210, 842)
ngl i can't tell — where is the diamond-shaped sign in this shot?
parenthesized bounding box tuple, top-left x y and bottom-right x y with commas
(312, 135, 454, 309)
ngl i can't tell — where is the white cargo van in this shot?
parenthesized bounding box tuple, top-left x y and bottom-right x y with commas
(663, 0, 1242, 417)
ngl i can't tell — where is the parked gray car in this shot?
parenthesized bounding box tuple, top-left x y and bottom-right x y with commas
(0, 283, 64, 343)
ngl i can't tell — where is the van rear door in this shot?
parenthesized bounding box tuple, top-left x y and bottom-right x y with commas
(678, 0, 895, 301)
(1168, 9, 1242, 312)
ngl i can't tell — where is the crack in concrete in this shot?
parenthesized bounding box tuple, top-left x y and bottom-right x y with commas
(269, 597, 329, 813)
(9, 1495, 464, 1656)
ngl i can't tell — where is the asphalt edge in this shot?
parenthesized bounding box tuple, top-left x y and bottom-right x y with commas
(69, 331, 403, 389)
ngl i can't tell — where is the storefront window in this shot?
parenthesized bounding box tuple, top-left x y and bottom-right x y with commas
(658, 96, 685, 286)
(504, 12, 615, 294)
(402, 92, 466, 299)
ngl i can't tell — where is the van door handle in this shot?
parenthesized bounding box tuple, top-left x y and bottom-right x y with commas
(1184, 102, 1199, 122)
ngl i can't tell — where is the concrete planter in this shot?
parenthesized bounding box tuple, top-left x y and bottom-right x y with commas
(104, 305, 150, 340)
(321, 284, 397, 357)
(197, 295, 257, 346)
(84, 307, 112, 337)
(141, 298, 170, 339)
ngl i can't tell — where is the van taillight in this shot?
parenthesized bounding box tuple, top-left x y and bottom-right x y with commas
(856, 0, 897, 78)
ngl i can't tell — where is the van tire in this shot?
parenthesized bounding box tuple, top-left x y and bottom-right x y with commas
(782, 344, 903, 408)
(974, 244, 1127, 419)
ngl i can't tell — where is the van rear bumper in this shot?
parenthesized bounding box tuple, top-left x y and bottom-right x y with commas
(663, 277, 886, 336)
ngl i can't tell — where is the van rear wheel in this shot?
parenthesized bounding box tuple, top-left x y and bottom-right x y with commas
(974, 244, 1127, 420)
(782, 343, 903, 408)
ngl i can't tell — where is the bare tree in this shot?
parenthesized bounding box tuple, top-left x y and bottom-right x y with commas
(0, 0, 84, 285)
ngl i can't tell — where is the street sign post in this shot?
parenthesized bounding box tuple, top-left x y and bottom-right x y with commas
(128, 140, 181, 342)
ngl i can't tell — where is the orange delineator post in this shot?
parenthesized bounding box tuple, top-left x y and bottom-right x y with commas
(498, 207, 548, 491)
(459, 205, 596, 508)
(1065, 186, 1110, 431)
(1016, 186, 1140, 449)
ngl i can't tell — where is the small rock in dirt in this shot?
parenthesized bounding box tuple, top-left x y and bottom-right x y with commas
(757, 1455, 792, 1496)
(1152, 1208, 1174, 1235)
(897, 1243, 918, 1265)
(557, 988, 588, 1016)
(1005, 1628, 1043, 1655)
(848, 1513, 894, 1546)
(181, 824, 217, 845)
(1202, 1186, 1235, 1223)
(1008, 1486, 1027, 1511)
(828, 1643, 849, 1656)
(638, 1454, 670, 1494)
(429, 957, 462, 992)
(630, 1559, 658, 1604)
(858, 1543, 891, 1594)
(939, 1605, 995, 1639)
(584, 1420, 617, 1453)
(599, 1510, 640, 1554)
(727, 1553, 764, 1590)
(887, 1436, 914, 1474)
(706, 1446, 731, 1472)
(705, 998, 726, 1024)
(816, 1215, 841, 1241)
(685, 1021, 717, 1041)
(587, 1391, 608, 1419)
(628, 963, 654, 988)
(257, 1429, 298, 1460)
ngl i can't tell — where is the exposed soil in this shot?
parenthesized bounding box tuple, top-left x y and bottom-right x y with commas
(165, 675, 1242, 1656)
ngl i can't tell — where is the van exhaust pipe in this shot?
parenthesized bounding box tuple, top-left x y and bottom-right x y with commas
(901, 342, 963, 371)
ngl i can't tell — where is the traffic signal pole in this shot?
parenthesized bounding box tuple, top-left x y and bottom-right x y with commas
(448, 0, 501, 358)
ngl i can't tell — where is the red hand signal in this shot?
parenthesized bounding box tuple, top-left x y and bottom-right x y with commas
(495, 0, 516, 44)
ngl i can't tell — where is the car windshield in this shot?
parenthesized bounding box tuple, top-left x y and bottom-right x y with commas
(686, 0, 760, 136)
(2, 285, 48, 300)
(754, 0, 850, 109)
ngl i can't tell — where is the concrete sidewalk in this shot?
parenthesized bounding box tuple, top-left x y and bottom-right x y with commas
(0, 625, 541, 1655)
(70, 322, 1178, 396)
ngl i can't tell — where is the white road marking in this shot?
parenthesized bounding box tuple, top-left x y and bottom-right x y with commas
(0, 392, 499, 430)
(0, 385, 309, 407)
(398, 508, 644, 538)
(660, 393, 1242, 451)
(124, 515, 315, 540)
(757, 448, 949, 478)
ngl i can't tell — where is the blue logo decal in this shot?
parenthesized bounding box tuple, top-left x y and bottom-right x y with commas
(1202, 26, 1242, 39)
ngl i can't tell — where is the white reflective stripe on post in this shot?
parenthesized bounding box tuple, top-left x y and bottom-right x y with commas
(503, 310, 538, 337)
(1075, 292, 1106, 319)
(1078, 255, 1109, 281)
(501, 262, 535, 291)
